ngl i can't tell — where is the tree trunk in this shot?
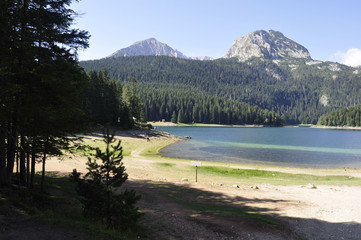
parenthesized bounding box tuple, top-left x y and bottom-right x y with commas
(6, 124, 17, 185)
(16, 149, 19, 184)
(30, 150, 36, 189)
(0, 123, 6, 185)
(20, 135, 26, 186)
(40, 146, 46, 193)
(26, 140, 30, 187)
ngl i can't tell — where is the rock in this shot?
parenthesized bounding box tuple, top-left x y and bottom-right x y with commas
(232, 184, 239, 188)
(306, 183, 317, 189)
(224, 30, 312, 62)
(181, 178, 188, 182)
(108, 38, 188, 59)
(107, 38, 212, 61)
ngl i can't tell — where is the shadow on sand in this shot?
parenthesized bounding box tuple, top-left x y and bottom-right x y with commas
(124, 179, 361, 240)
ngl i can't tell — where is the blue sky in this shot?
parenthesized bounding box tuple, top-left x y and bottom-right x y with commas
(71, 0, 361, 66)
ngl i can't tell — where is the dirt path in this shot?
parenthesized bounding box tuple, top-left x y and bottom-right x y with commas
(124, 180, 300, 240)
(123, 148, 361, 240)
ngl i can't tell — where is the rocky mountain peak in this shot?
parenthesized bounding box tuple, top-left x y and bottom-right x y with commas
(224, 30, 312, 61)
(108, 38, 188, 59)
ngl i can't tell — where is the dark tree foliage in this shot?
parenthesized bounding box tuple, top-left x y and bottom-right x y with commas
(84, 69, 132, 128)
(0, 0, 89, 187)
(80, 56, 361, 124)
(71, 129, 141, 230)
(317, 104, 361, 127)
(140, 87, 285, 125)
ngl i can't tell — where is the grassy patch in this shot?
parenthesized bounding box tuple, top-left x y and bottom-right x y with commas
(199, 166, 361, 186)
(155, 162, 175, 168)
(75, 138, 136, 157)
(1, 174, 145, 240)
(140, 139, 178, 156)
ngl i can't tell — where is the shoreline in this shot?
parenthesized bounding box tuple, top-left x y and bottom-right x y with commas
(311, 125, 361, 130)
(150, 121, 271, 128)
(43, 128, 361, 178)
(124, 129, 361, 178)
(150, 121, 361, 131)
(8, 117, 360, 239)
(153, 128, 361, 173)
(35, 129, 361, 240)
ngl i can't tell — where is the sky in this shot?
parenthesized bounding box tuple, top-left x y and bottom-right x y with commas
(70, 0, 361, 66)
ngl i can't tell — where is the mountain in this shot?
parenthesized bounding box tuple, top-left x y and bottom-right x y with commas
(108, 38, 214, 61)
(80, 30, 361, 124)
(224, 30, 312, 61)
(108, 38, 188, 59)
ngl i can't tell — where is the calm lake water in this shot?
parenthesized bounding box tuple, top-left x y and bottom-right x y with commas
(158, 126, 361, 168)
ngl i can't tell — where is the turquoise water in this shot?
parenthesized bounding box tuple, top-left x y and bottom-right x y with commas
(158, 126, 361, 168)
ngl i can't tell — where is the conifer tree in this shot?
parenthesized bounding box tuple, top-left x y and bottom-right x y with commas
(0, 0, 89, 186)
(171, 111, 177, 123)
(73, 129, 141, 229)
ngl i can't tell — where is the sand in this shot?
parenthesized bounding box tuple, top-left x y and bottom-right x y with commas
(39, 129, 361, 239)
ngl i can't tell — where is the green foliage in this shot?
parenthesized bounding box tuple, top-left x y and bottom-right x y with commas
(317, 104, 361, 127)
(156, 162, 175, 167)
(170, 111, 177, 123)
(141, 88, 285, 125)
(86, 129, 127, 188)
(85, 69, 132, 128)
(80, 56, 361, 124)
(0, 0, 89, 186)
(72, 129, 141, 230)
(199, 166, 361, 186)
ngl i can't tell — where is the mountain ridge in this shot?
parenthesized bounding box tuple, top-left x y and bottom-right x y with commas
(108, 38, 188, 59)
(80, 30, 361, 124)
(224, 30, 312, 61)
(108, 38, 213, 61)
(106, 30, 314, 63)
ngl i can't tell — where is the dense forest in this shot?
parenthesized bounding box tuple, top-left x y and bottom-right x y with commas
(317, 104, 361, 127)
(85, 69, 285, 126)
(0, 0, 90, 187)
(0, 0, 141, 232)
(80, 56, 361, 124)
(140, 86, 285, 125)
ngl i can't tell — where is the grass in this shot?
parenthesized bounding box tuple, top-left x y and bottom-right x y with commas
(75, 137, 141, 157)
(155, 162, 175, 167)
(6, 130, 361, 239)
(1, 174, 144, 240)
(198, 166, 361, 186)
(140, 138, 178, 156)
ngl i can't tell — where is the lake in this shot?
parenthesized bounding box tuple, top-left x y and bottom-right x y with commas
(157, 126, 361, 168)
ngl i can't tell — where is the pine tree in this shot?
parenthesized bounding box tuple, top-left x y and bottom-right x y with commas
(171, 111, 177, 123)
(73, 129, 141, 229)
(0, 0, 89, 186)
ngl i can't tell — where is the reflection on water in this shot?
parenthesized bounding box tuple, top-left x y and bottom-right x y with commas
(159, 127, 361, 168)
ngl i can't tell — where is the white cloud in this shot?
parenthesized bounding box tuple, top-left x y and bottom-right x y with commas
(332, 48, 361, 67)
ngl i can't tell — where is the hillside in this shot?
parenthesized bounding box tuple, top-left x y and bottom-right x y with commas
(80, 30, 361, 124)
(80, 55, 360, 124)
(317, 104, 361, 127)
(108, 38, 188, 59)
(224, 30, 311, 61)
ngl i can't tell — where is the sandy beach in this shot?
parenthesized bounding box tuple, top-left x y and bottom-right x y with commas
(40, 129, 361, 239)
